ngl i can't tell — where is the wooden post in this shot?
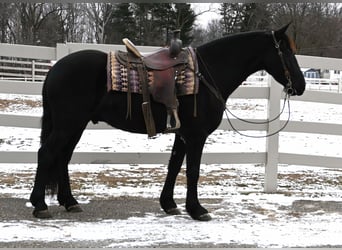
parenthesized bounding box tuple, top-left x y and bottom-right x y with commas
(264, 77, 282, 192)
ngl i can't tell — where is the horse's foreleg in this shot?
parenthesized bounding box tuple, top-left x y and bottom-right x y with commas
(160, 134, 185, 215)
(185, 134, 212, 221)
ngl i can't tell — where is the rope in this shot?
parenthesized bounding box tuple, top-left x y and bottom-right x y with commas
(224, 93, 291, 138)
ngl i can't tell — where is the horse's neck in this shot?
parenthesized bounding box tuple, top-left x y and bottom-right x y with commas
(198, 34, 266, 100)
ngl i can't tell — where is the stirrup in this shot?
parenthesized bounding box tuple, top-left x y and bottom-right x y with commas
(165, 109, 181, 133)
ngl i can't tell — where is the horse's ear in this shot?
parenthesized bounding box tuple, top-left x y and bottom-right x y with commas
(275, 22, 292, 37)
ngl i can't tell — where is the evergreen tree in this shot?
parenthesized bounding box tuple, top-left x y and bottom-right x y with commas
(132, 3, 195, 46)
(131, 3, 152, 45)
(105, 3, 135, 44)
(173, 3, 196, 46)
(152, 3, 174, 45)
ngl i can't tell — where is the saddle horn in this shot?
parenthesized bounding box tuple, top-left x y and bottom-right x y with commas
(169, 29, 182, 58)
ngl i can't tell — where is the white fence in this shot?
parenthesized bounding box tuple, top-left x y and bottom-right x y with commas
(0, 58, 50, 82)
(1, 43, 342, 192)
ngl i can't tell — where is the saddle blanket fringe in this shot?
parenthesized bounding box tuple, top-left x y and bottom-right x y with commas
(107, 47, 199, 96)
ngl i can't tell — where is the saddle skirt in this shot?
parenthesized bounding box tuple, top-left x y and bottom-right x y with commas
(107, 47, 199, 97)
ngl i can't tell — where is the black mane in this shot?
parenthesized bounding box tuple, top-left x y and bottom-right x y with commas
(197, 30, 268, 50)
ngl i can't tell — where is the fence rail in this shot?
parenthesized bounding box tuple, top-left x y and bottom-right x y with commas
(0, 58, 50, 82)
(1, 43, 342, 192)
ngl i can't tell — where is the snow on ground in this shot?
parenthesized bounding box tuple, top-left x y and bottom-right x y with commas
(0, 91, 342, 247)
(0, 163, 342, 247)
(1, 210, 341, 248)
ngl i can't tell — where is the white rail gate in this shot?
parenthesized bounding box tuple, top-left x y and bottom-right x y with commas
(1, 43, 342, 192)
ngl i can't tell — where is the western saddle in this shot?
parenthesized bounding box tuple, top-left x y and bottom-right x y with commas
(122, 30, 187, 137)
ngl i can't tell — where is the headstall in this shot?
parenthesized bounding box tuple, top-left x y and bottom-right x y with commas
(271, 30, 295, 96)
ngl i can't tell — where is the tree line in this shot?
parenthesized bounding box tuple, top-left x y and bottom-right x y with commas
(0, 3, 341, 58)
(0, 3, 195, 47)
(195, 3, 342, 58)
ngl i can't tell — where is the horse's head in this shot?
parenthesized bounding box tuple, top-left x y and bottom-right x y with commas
(263, 24, 306, 96)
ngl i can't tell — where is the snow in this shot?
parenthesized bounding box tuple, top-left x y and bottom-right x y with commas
(1, 173, 342, 248)
(1, 212, 342, 248)
(1, 92, 342, 247)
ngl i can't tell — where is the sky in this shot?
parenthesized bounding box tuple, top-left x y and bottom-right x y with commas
(192, 3, 221, 28)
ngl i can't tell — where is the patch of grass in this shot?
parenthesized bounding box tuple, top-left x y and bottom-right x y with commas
(0, 98, 42, 111)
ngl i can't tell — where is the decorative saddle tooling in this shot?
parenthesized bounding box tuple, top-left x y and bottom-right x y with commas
(107, 38, 199, 137)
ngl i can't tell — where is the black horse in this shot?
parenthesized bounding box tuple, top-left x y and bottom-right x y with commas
(30, 24, 305, 221)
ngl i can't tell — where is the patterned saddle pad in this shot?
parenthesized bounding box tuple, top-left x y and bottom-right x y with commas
(107, 47, 199, 96)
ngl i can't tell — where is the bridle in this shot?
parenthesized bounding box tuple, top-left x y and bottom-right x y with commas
(271, 30, 295, 96)
(194, 30, 296, 138)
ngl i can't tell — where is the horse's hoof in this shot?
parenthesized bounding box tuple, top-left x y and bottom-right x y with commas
(66, 204, 83, 213)
(193, 213, 212, 221)
(33, 209, 52, 219)
(165, 207, 181, 215)
(199, 213, 212, 221)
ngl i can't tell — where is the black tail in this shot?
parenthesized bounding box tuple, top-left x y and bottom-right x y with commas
(40, 82, 52, 145)
(40, 80, 58, 195)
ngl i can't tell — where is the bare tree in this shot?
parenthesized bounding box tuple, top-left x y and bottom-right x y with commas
(83, 3, 114, 43)
(0, 3, 15, 43)
(59, 3, 87, 43)
(16, 3, 60, 45)
(271, 3, 342, 57)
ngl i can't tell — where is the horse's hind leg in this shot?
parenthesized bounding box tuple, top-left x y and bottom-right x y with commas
(30, 130, 70, 218)
(30, 125, 87, 218)
(56, 128, 87, 213)
(160, 134, 186, 215)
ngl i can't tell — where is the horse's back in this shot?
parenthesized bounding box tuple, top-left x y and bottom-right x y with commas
(46, 50, 107, 89)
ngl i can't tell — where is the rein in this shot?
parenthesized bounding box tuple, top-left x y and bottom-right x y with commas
(224, 93, 291, 138)
(194, 31, 295, 138)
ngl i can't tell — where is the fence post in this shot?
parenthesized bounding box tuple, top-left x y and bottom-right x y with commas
(264, 77, 282, 192)
(32, 60, 35, 82)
